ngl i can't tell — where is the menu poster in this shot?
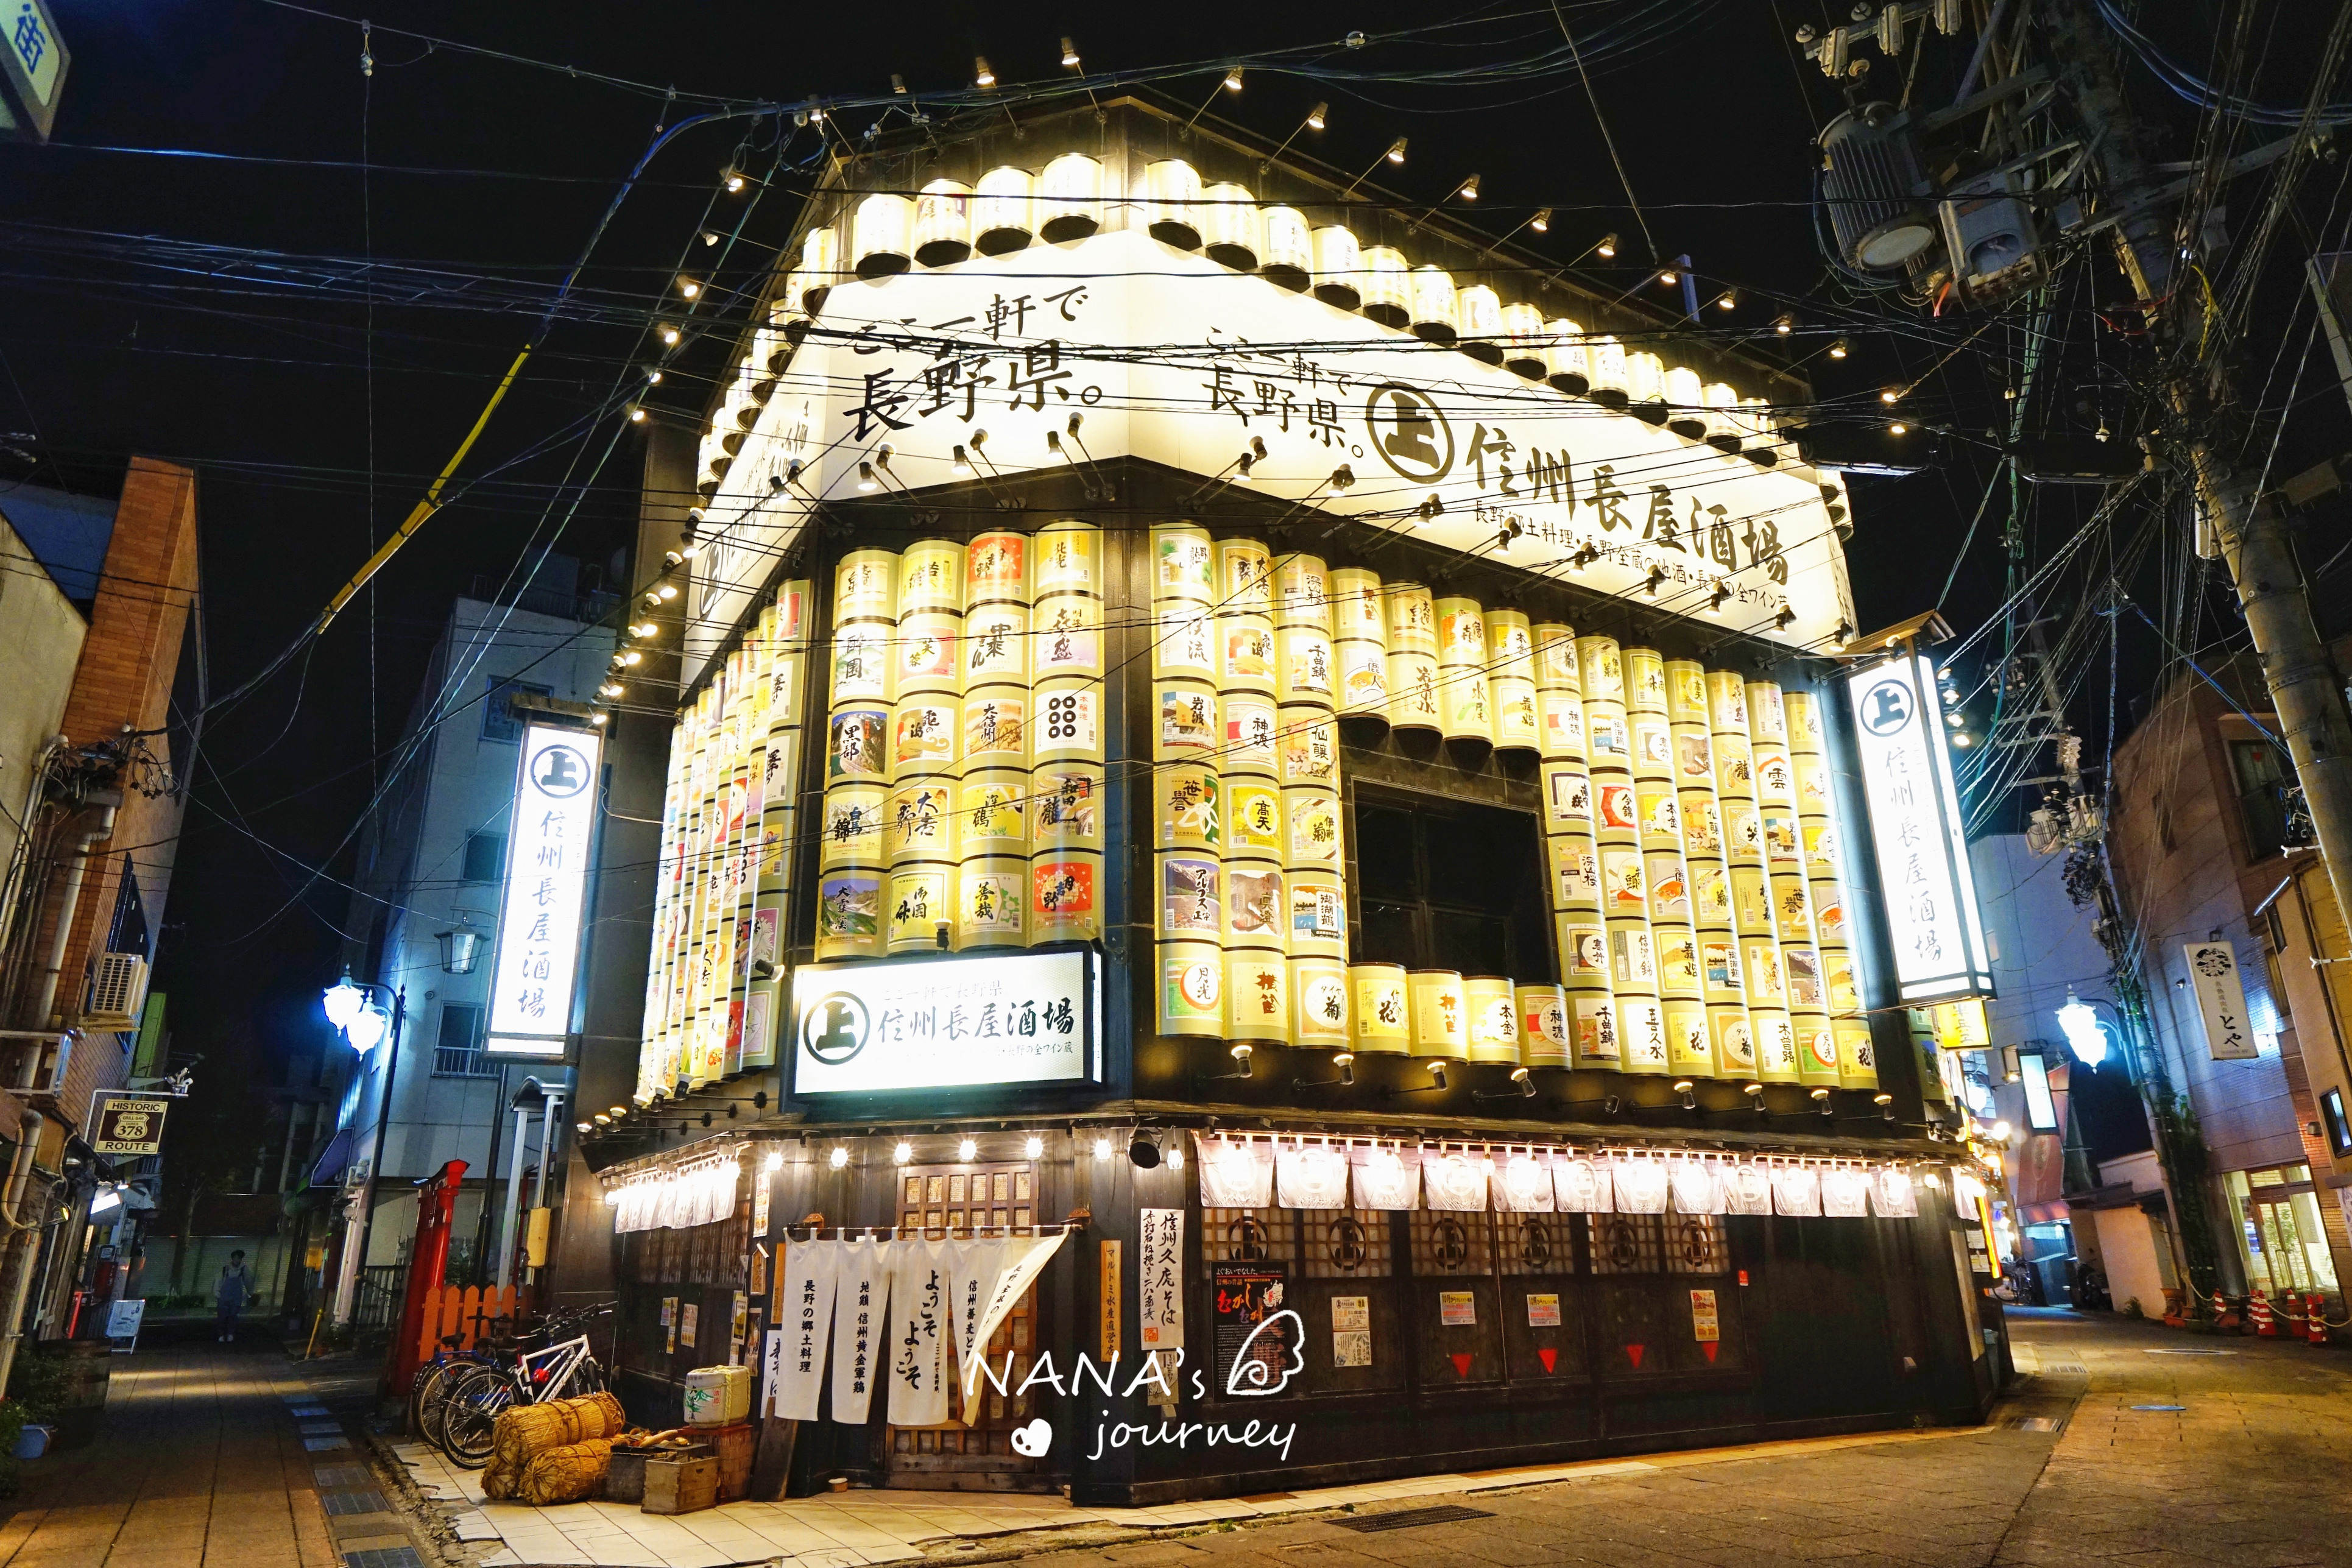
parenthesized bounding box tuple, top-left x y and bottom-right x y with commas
(1438, 1291, 1477, 1327)
(680, 1302, 699, 1349)
(1211, 1263, 1294, 1396)
(1690, 1288, 1721, 1343)
(1527, 1293, 1563, 1328)
(1331, 1295, 1372, 1368)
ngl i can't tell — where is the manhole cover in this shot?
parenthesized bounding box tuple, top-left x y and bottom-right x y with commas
(304, 1436, 352, 1452)
(321, 1489, 392, 1516)
(315, 1464, 371, 1487)
(1332, 1506, 1492, 1533)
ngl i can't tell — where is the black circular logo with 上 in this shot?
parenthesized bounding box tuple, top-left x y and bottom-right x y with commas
(1857, 677, 1915, 738)
(802, 991, 871, 1065)
(1363, 383, 1454, 482)
(531, 743, 593, 797)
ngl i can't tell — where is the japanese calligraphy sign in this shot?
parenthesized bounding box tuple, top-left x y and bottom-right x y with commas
(831, 1238, 889, 1424)
(1137, 1208, 1185, 1351)
(888, 1238, 955, 1426)
(687, 230, 1857, 679)
(789, 949, 1097, 1095)
(2184, 941, 2261, 1061)
(486, 722, 602, 1054)
(1846, 655, 1992, 1002)
(0, 0, 68, 143)
(771, 1240, 839, 1421)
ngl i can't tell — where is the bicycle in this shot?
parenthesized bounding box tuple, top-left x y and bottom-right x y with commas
(435, 1304, 615, 1467)
(409, 1332, 508, 1449)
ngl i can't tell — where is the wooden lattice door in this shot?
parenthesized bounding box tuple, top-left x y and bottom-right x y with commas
(886, 1162, 1048, 1486)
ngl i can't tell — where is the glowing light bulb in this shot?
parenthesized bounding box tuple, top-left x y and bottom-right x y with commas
(828, 1145, 849, 1169)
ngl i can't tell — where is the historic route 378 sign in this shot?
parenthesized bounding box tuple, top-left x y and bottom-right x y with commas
(789, 948, 1099, 1095)
(90, 1093, 169, 1157)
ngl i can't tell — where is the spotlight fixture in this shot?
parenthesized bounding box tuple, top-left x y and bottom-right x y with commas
(627, 404, 647, 423)
(973, 56, 995, 88)
(765, 1150, 784, 1172)
(659, 323, 681, 346)
(1293, 1051, 1356, 1090)
(1023, 1133, 1044, 1159)
(1168, 1143, 1185, 1171)
(1880, 387, 1901, 404)
(1773, 606, 1797, 629)
(679, 277, 701, 298)
(590, 711, 609, 727)
(1644, 566, 1666, 596)
(1475, 1065, 1537, 1100)
(599, 682, 624, 699)
(1530, 207, 1551, 232)
(1385, 136, 1408, 164)
(1673, 1078, 1698, 1110)
(1221, 67, 1243, 93)
(829, 1145, 849, 1169)
(857, 461, 880, 492)
(1810, 1087, 1834, 1117)
(1658, 267, 1678, 286)
(1092, 1135, 1114, 1161)
(1743, 1081, 1767, 1109)
(951, 445, 973, 475)
(1772, 313, 1795, 334)
(1890, 422, 1908, 436)
(1203, 1042, 1255, 1081)
(1874, 1092, 1895, 1121)
(957, 1137, 978, 1161)
(1710, 582, 1732, 610)
(1715, 289, 1738, 311)
(1305, 101, 1328, 130)
(621, 649, 643, 666)
(1595, 232, 1618, 258)
(644, 367, 664, 384)
(1060, 36, 1081, 68)
(1129, 1131, 1162, 1169)
(1235, 451, 1255, 482)
(722, 168, 746, 192)
(891, 74, 907, 94)
(1828, 338, 1849, 358)
(892, 1140, 913, 1165)
(592, 1113, 611, 1126)
(1456, 173, 1480, 201)
(700, 231, 719, 247)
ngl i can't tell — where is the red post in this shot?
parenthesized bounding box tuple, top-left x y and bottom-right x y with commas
(386, 1160, 468, 1397)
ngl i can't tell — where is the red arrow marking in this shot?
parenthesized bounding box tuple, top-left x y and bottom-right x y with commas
(1537, 1347, 1558, 1374)
(1451, 1352, 1474, 1379)
(1625, 1343, 1645, 1368)
(1701, 1341, 1718, 1363)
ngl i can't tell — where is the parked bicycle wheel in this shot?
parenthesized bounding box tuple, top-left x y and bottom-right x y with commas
(414, 1356, 491, 1450)
(437, 1363, 515, 1468)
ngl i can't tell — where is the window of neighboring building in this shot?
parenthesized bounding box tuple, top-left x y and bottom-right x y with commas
(481, 675, 553, 743)
(2320, 1089, 2352, 1159)
(1353, 791, 1552, 981)
(461, 830, 506, 884)
(2231, 740, 2305, 861)
(431, 1003, 495, 1078)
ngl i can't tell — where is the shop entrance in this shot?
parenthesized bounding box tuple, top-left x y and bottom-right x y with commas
(2229, 1166, 2343, 1299)
(886, 1161, 1050, 1489)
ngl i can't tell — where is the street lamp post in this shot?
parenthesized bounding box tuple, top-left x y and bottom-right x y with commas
(322, 971, 406, 1327)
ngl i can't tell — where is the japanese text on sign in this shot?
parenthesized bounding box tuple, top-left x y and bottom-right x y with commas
(486, 722, 602, 1053)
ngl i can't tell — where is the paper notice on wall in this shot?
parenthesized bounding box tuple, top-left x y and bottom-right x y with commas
(753, 1173, 772, 1238)
(680, 1303, 698, 1349)
(831, 1238, 891, 1424)
(888, 1238, 953, 1427)
(1439, 1291, 1477, 1327)
(1527, 1293, 1563, 1328)
(1331, 1294, 1372, 1369)
(1690, 1288, 1720, 1343)
(772, 1240, 838, 1421)
(1139, 1208, 1185, 1351)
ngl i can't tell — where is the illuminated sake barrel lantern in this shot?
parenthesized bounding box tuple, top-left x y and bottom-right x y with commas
(1664, 364, 1706, 439)
(1287, 868, 1346, 958)
(1215, 535, 1273, 616)
(1223, 690, 1279, 778)
(1622, 647, 1665, 715)
(1463, 978, 1519, 1064)
(1794, 1008, 1842, 1090)
(799, 225, 842, 311)
(961, 770, 1028, 858)
(957, 855, 1026, 948)
(1154, 680, 1220, 764)
(1330, 566, 1388, 719)
(1549, 835, 1600, 915)
(1576, 634, 1624, 704)
(1706, 668, 1750, 734)
(1201, 183, 1259, 270)
(1586, 702, 1631, 783)
(1349, 963, 1411, 1054)
(1665, 1000, 1715, 1079)
(1794, 752, 1836, 825)
(1435, 595, 1490, 744)
(1456, 284, 1506, 365)
(1387, 581, 1438, 652)
(1223, 945, 1298, 1044)
(1031, 849, 1103, 941)
(1541, 759, 1594, 835)
(1360, 246, 1411, 328)
(963, 604, 1029, 690)
(1034, 518, 1101, 596)
(828, 703, 891, 791)
(1159, 852, 1224, 942)
(913, 179, 973, 267)
(1152, 601, 1215, 684)
(835, 547, 898, 623)
(1408, 266, 1458, 344)
(1784, 689, 1826, 755)
(1283, 785, 1342, 875)
(1277, 625, 1337, 709)
(1031, 677, 1104, 765)
(1292, 959, 1351, 1049)
(1835, 1018, 1879, 1090)
(1646, 848, 1691, 933)
(973, 166, 1036, 255)
(1219, 614, 1275, 694)
(816, 867, 885, 961)
(1224, 858, 1286, 950)
(1704, 382, 1745, 451)
(1277, 706, 1339, 787)
(1031, 593, 1100, 683)
(1570, 991, 1621, 1071)
(1258, 207, 1312, 290)
(830, 621, 892, 708)
(1664, 659, 1707, 727)
(1330, 567, 1384, 642)
(1586, 334, 1628, 408)
(852, 193, 914, 278)
(1312, 225, 1362, 310)
(1516, 984, 1570, 1068)
(1153, 522, 1215, 604)
(1545, 319, 1589, 394)
(885, 864, 953, 953)
(1276, 553, 1329, 629)
(1486, 610, 1537, 752)
(1155, 763, 1221, 850)
(1033, 760, 1104, 848)
(1820, 940, 1859, 1012)
(1387, 598, 1442, 730)
(966, 529, 1029, 607)
(895, 610, 961, 697)
(1408, 969, 1467, 1059)
(961, 688, 1027, 773)
(819, 783, 883, 867)
(1625, 351, 1667, 422)
(1618, 994, 1670, 1076)
(1143, 159, 1204, 249)
(901, 537, 964, 612)
(1226, 779, 1280, 859)
(1039, 154, 1104, 241)
(1711, 1003, 1759, 1079)
(1160, 940, 1226, 1037)
(885, 774, 958, 868)
(1655, 922, 1702, 1002)
(1497, 302, 1549, 380)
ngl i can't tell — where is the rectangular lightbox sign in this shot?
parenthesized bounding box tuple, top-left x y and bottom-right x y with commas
(485, 721, 603, 1056)
(789, 949, 1098, 1096)
(1846, 654, 1994, 1003)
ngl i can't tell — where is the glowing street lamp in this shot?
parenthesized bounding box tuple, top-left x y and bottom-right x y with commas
(2057, 990, 2110, 1068)
(322, 967, 364, 1032)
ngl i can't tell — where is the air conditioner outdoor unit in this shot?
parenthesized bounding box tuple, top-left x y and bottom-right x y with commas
(83, 953, 150, 1031)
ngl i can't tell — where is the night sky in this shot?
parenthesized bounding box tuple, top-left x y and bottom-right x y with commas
(2, 1, 2336, 1117)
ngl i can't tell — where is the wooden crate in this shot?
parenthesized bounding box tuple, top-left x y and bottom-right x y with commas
(607, 1441, 712, 1503)
(641, 1454, 720, 1515)
(708, 1422, 756, 1501)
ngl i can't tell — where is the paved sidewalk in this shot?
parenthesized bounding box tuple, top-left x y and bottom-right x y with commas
(0, 1330, 425, 1568)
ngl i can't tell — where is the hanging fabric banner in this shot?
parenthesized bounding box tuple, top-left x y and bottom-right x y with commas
(1196, 1135, 1275, 1207)
(964, 1231, 1068, 1390)
(1771, 1164, 1823, 1217)
(1871, 1165, 1919, 1217)
(830, 1237, 892, 1424)
(1821, 1165, 1870, 1218)
(1348, 1145, 1421, 1210)
(950, 1237, 1012, 1425)
(1669, 1159, 1723, 1216)
(1276, 1142, 1350, 1209)
(1138, 1208, 1186, 1351)
(888, 1238, 955, 1427)
(771, 1238, 839, 1420)
(1723, 1161, 1774, 1215)
(1492, 1151, 1556, 1213)
(1423, 1148, 1492, 1211)
(1552, 1155, 1615, 1213)
(1611, 1157, 1670, 1215)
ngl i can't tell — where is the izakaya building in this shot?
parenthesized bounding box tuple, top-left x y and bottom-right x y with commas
(565, 93, 2010, 1503)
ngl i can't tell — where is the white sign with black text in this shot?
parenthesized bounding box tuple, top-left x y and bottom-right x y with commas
(1846, 654, 1993, 1002)
(2184, 941, 2260, 1061)
(789, 950, 1097, 1095)
(486, 721, 602, 1055)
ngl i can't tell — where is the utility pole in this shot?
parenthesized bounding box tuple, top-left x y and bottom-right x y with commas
(2048, 1, 2352, 948)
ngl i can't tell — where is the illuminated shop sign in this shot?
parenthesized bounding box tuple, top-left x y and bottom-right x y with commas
(789, 948, 1100, 1095)
(1846, 655, 1992, 1002)
(688, 230, 1856, 674)
(486, 721, 603, 1057)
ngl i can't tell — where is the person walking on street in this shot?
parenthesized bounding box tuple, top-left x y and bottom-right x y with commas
(216, 1250, 253, 1342)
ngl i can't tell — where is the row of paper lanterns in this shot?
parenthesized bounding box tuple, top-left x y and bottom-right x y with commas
(604, 1153, 743, 1234)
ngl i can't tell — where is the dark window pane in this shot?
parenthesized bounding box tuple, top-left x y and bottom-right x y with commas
(1435, 913, 1511, 978)
(1356, 805, 1419, 900)
(462, 832, 507, 883)
(1358, 902, 1420, 968)
(1348, 791, 1550, 979)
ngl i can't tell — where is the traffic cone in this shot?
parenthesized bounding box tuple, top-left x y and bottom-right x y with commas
(2307, 1294, 2329, 1346)
(2253, 1288, 2276, 1337)
(2281, 1294, 2306, 1338)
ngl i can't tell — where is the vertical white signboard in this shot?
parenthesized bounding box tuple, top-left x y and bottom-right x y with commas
(486, 721, 603, 1056)
(1846, 654, 1993, 1001)
(2184, 941, 2260, 1061)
